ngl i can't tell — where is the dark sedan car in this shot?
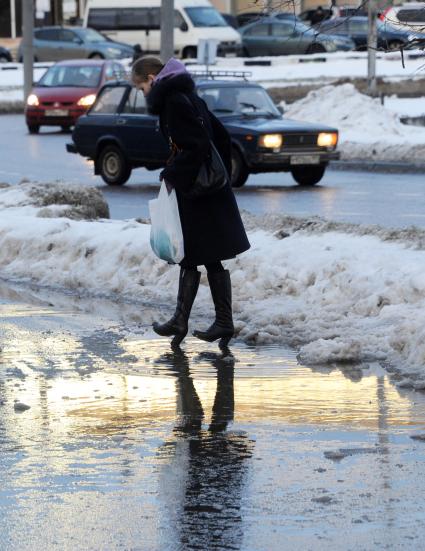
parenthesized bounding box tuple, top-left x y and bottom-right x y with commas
(240, 17, 354, 56)
(66, 79, 339, 187)
(0, 45, 13, 63)
(315, 16, 425, 50)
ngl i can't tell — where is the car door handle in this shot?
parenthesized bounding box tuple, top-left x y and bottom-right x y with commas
(116, 118, 127, 125)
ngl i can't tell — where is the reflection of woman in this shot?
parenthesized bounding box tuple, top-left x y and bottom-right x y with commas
(157, 349, 254, 550)
(132, 57, 250, 348)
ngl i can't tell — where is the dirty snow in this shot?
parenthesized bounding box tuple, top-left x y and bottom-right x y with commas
(1, 183, 425, 386)
(284, 83, 425, 162)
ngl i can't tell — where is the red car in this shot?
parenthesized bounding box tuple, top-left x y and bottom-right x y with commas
(25, 59, 127, 134)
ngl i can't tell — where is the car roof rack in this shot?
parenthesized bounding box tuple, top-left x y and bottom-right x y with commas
(189, 70, 252, 82)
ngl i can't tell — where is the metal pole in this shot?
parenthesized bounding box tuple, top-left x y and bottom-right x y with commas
(367, 0, 377, 95)
(160, 0, 174, 62)
(10, 0, 16, 39)
(22, 0, 34, 101)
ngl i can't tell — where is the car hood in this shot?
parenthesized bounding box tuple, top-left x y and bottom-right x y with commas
(32, 86, 98, 101)
(224, 115, 338, 133)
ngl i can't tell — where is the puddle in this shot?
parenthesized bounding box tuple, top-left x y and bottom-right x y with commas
(1, 282, 425, 550)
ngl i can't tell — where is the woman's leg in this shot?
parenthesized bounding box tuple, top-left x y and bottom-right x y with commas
(193, 262, 234, 347)
(153, 264, 200, 347)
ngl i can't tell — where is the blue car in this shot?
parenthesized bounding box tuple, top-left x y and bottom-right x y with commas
(67, 77, 340, 187)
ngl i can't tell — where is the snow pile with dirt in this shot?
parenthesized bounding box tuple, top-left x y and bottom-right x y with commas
(284, 83, 425, 162)
(1, 183, 425, 385)
(0, 182, 109, 219)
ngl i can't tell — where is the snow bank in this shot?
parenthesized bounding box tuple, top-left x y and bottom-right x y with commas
(1, 183, 425, 386)
(285, 83, 425, 162)
(0, 182, 109, 219)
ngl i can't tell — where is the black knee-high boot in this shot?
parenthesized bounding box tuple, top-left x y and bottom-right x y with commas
(153, 268, 200, 347)
(193, 270, 234, 348)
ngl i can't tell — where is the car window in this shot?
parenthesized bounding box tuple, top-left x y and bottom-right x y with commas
(122, 88, 147, 114)
(118, 8, 152, 30)
(245, 23, 270, 37)
(348, 19, 368, 33)
(397, 9, 425, 23)
(87, 8, 119, 30)
(113, 63, 128, 80)
(57, 29, 79, 43)
(174, 10, 186, 28)
(318, 20, 346, 34)
(198, 86, 279, 116)
(38, 64, 102, 87)
(271, 22, 295, 37)
(91, 86, 125, 114)
(34, 29, 59, 41)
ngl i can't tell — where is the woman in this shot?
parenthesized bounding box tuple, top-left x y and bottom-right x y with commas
(132, 56, 250, 348)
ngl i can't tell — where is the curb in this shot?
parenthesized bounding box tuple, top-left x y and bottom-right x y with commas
(330, 160, 425, 174)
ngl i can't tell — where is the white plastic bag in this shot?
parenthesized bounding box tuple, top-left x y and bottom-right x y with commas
(149, 183, 184, 264)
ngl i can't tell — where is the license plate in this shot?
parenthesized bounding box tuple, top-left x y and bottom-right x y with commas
(45, 109, 68, 117)
(290, 155, 320, 165)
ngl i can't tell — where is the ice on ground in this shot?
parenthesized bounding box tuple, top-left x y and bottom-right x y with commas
(1, 183, 425, 384)
(0, 182, 109, 219)
(285, 84, 425, 162)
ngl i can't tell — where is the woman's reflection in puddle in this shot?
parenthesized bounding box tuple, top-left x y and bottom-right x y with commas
(157, 348, 254, 551)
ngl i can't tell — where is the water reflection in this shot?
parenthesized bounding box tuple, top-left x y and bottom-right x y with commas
(158, 349, 254, 551)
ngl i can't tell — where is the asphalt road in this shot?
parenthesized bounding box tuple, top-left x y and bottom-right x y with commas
(1, 113, 425, 227)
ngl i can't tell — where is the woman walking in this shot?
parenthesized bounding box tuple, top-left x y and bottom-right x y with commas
(132, 56, 250, 348)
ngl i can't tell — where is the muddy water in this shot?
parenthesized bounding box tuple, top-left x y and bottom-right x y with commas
(1, 283, 425, 550)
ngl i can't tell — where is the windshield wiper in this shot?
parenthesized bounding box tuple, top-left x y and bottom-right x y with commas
(240, 101, 258, 111)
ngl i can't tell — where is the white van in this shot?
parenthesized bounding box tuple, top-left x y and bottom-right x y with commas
(83, 0, 242, 58)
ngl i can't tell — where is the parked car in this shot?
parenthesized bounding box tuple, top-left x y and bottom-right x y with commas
(314, 16, 425, 50)
(25, 59, 127, 134)
(66, 78, 339, 187)
(299, 6, 367, 25)
(240, 17, 355, 56)
(0, 45, 13, 63)
(84, 0, 242, 59)
(381, 2, 425, 34)
(18, 26, 134, 62)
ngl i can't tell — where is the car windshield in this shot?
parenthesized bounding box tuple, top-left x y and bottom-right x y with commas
(77, 28, 108, 42)
(38, 65, 102, 88)
(184, 7, 228, 27)
(198, 86, 280, 117)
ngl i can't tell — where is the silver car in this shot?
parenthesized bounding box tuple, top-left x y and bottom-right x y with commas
(18, 26, 134, 62)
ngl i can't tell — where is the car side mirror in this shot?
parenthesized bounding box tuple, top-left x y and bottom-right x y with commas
(277, 105, 284, 114)
(180, 21, 189, 32)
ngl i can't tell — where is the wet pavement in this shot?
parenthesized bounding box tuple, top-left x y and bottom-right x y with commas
(1, 282, 425, 550)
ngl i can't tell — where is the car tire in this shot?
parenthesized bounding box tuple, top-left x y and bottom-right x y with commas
(98, 144, 131, 186)
(231, 147, 249, 188)
(89, 52, 105, 59)
(388, 40, 403, 51)
(0, 55, 9, 63)
(183, 47, 197, 59)
(291, 165, 326, 186)
(307, 43, 326, 54)
(61, 125, 72, 133)
(242, 47, 250, 57)
(27, 125, 40, 134)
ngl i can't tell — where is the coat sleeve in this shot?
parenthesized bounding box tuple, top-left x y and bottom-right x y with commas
(160, 95, 210, 195)
(208, 110, 232, 178)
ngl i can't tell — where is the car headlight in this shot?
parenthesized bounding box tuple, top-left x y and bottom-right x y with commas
(77, 94, 96, 107)
(317, 132, 338, 148)
(27, 94, 39, 106)
(258, 134, 283, 149)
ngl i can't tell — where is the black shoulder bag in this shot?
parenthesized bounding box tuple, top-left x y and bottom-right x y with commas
(173, 94, 230, 198)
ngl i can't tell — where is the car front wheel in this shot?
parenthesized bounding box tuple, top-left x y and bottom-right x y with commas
(307, 43, 326, 54)
(28, 125, 40, 134)
(98, 145, 131, 186)
(291, 165, 326, 186)
(0, 55, 10, 63)
(231, 147, 249, 188)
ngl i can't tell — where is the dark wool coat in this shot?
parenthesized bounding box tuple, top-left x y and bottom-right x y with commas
(147, 73, 250, 267)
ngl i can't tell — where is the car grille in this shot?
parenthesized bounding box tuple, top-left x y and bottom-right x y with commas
(41, 101, 74, 106)
(284, 134, 317, 148)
